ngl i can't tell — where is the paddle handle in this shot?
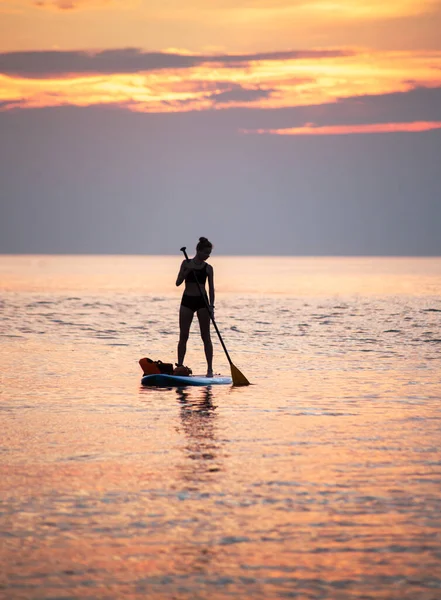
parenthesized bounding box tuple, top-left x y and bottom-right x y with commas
(180, 247, 233, 365)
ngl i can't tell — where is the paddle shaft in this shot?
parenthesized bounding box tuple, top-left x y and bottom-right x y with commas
(180, 247, 234, 366)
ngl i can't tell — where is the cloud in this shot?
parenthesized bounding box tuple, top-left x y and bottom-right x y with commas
(2, 45, 440, 124)
(34, 0, 77, 8)
(0, 47, 354, 78)
(32, 0, 123, 10)
(243, 121, 441, 135)
(234, 85, 441, 131)
(217, 85, 441, 131)
(147, 84, 441, 131)
(335, 85, 441, 125)
(209, 85, 273, 104)
(3, 84, 441, 137)
(168, 80, 237, 94)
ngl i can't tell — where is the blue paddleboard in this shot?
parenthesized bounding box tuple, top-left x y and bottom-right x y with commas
(141, 374, 232, 387)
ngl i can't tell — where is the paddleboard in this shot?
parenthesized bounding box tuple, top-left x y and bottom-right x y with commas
(141, 374, 232, 387)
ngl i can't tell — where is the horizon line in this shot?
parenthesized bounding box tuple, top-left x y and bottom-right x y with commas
(1, 253, 440, 259)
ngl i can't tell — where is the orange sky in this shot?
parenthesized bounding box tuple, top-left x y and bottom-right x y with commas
(1, 0, 441, 134)
(2, 0, 441, 53)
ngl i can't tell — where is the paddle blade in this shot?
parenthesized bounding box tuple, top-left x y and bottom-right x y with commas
(230, 362, 250, 386)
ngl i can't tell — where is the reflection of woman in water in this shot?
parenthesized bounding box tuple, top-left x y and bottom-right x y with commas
(176, 387, 219, 481)
(176, 237, 215, 377)
(175, 386, 222, 572)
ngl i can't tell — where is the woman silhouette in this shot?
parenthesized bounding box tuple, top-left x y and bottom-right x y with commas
(176, 237, 215, 377)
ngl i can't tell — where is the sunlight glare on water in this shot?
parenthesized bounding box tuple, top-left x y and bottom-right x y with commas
(1, 255, 441, 599)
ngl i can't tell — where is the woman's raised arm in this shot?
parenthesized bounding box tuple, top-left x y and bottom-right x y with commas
(176, 260, 191, 286)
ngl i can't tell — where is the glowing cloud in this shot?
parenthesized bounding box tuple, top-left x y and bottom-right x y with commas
(1, 48, 441, 115)
(243, 121, 441, 135)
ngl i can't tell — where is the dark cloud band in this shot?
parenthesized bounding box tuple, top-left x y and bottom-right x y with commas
(0, 47, 354, 78)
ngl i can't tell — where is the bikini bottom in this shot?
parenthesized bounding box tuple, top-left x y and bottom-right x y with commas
(181, 293, 208, 313)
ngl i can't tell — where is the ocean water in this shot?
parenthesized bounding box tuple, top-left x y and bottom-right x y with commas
(1, 255, 441, 600)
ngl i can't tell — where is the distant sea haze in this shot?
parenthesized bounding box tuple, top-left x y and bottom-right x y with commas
(1, 255, 440, 296)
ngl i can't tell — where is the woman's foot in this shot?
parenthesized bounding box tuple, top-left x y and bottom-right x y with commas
(206, 369, 213, 378)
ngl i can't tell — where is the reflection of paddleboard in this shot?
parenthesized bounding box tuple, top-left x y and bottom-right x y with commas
(141, 374, 232, 387)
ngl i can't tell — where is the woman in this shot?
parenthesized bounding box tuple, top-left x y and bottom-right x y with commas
(176, 237, 215, 377)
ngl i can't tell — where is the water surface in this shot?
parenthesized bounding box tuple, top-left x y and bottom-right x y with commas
(1, 256, 441, 599)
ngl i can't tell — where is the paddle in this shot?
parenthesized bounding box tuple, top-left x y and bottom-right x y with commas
(180, 246, 250, 386)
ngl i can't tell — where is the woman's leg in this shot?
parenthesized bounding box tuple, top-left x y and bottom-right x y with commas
(197, 308, 213, 376)
(178, 305, 194, 366)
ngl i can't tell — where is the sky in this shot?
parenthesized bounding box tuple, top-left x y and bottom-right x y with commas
(1, 0, 440, 255)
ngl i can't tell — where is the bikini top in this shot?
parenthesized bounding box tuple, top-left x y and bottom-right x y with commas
(185, 263, 208, 285)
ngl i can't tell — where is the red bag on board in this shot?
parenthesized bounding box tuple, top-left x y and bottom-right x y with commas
(139, 357, 174, 375)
